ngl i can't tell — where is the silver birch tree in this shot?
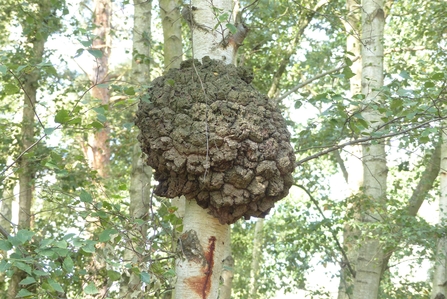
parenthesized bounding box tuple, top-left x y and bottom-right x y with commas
(352, 0, 387, 298)
(173, 0, 240, 298)
(119, 0, 153, 297)
(432, 126, 447, 299)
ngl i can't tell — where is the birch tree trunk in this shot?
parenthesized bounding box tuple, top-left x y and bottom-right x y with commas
(119, 1, 153, 297)
(431, 126, 447, 299)
(7, 0, 51, 296)
(352, 1, 387, 298)
(337, 1, 362, 297)
(173, 1, 239, 298)
(160, 0, 182, 70)
(248, 218, 264, 299)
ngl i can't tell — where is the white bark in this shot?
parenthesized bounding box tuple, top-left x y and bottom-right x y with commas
(338, 1, 362, 297)
(189, 0, 234, 62)
(160, 0, 183, 69)
(174, 0, 238, 298)
(174, 201, 230, 299)
(248, 218, 264, 299)
(432, 127, 447, 299)
(352, 0, 387, 298)
(120, 0, 152, 297)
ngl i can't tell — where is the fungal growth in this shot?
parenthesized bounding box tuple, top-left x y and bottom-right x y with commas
(135, 57, 296, 224)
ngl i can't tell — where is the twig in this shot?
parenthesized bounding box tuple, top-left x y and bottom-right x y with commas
(294, 184, 356, 278)
(296, 116, 447, 166)
(9, 69, 45, 130)
(275, 56, 360, 102)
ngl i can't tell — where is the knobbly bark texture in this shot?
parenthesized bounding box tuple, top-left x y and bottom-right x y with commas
(432, 128, 447, 299)
(136, 58, 296, 224)
(352, 1, 387, 299)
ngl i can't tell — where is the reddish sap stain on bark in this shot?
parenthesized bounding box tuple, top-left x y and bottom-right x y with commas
(185, 236, 217, 298)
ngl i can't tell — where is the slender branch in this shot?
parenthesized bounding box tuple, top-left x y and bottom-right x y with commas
(407, 140, 441, 216)
(275, 56, 360, 102)
(295, 184, 356, 278)
(0, 223, 10, 239)
(333, 150, 349, 183)
(9, 70, 45, 130)
(296, 116, 447, 166)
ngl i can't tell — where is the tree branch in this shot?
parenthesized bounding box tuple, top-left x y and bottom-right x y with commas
(296, 117, 446, 166)
(275, 56, 360, 102)
(295, 184, 356, 278)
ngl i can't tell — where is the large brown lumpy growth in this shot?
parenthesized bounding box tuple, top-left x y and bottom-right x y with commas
(135, 57, 295, 224)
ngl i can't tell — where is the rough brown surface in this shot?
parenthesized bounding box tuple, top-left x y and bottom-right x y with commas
(135, 57, 295, 224)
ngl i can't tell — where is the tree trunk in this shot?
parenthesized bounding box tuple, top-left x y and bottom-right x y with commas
(219, 232, 234, 299)
(85, 0, 112, 178)
(352, 1, 387, 298)
(173, 1, 240, 297)
(431, 127, 447, 299)
(119, 0, 153, 297)
(160, 0, 182, 70)
(248, 218, 264, 299)
(337, 1, 362, 298)
(83, 0, 112, 297)
(6, 0, 51, 295)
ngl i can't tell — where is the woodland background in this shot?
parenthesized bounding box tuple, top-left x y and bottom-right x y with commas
(0, 0, 447, 298)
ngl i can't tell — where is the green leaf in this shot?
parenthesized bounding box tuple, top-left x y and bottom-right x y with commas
(431, 72, 444, 80)
(84, 282, 99, 295)
(107, 270, 121, 281)
(0, 65, 7, 75)
(99, 229, 118, 242)
(81, 240, 97, 253)
(15, 262, 32, 275)
(0, 260, 10, 272)
(342, 67, 355, 79)
(399, 70, 411, 79)
(219, 13, 229, 22)
(226, 23, 237, 34)
(48, 278, 64, 293)
(67, 117, 82, 125)
(79, 40, 92, 47)
(89, 120, 104, 129)
(63, 256, 74, 272)
(33, 269, 49, 276)
(44, 127, 56, 135)
(124, 86, 135, 95)
(16, 289, 35, 298)
(424, 81, 435, 88)
(74, 48, 84, 58)
(97, 113, 107, 123)
(4, 83, 20, 95)
(79, 190, 92, 203)
(14, 230, 35, 244)
(87, 49, 103, 58)
(20, 277, 36, 285)
(140, 271, 150, 283)
(0, 240, 12, 251)
(55, 109, 70, 124)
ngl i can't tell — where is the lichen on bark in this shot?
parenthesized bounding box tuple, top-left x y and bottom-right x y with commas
(135, 57, 295, 224)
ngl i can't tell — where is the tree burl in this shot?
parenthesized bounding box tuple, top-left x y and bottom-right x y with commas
(135, 57, 296, 224)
